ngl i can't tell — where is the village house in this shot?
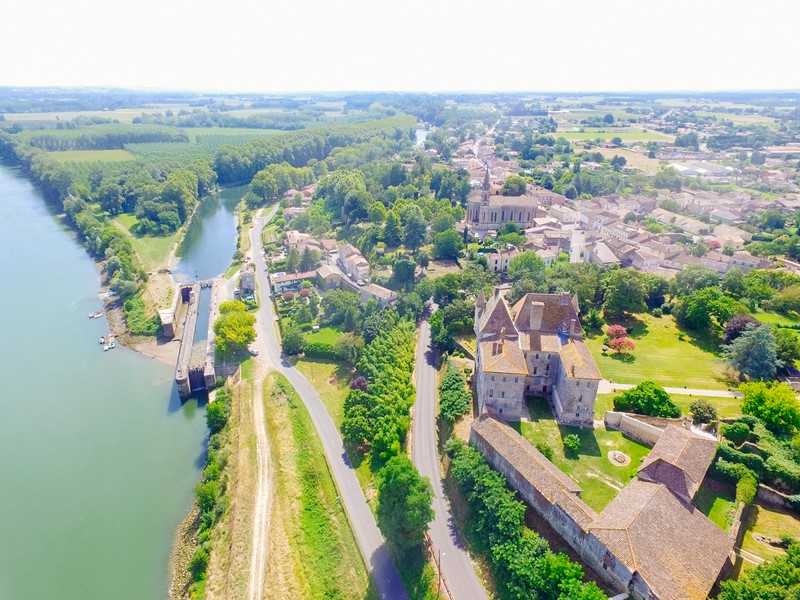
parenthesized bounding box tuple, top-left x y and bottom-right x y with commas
(269, 270, 318, 293)
(471, 416, 735, 600)
(474, 286, 601, 426)
(337, 243, 370, 282)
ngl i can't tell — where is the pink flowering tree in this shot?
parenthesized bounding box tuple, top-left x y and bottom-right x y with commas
(606, 324, 628, 340)
(609, 337, 636, 355)
(282, 291, 295, 302)
(299, 287, 310, 298)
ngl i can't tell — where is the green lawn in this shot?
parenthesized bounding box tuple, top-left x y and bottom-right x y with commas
(555, 128, 674, 142)
(585, 313, 734, 390)
(693, 480, 737, 532)
(293, 358, 351, 428)
(305, 326, 342, 346)
(46, 149, 135, 162)
(514, 398, 651, 512)
(594, 392, 741, 420)
(112, 214, 179, 271)
(740, 502, 800, 561)
(753, 310, 800, 327)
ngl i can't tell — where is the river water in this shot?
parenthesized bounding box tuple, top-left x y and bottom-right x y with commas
(0, 165, 208, 599)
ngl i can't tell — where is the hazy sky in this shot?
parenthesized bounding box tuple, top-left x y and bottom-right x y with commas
(3, 0, 799, 92)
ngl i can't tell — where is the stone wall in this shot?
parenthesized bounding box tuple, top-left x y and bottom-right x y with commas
(756, 484, 800, 514)
(605, 411, 664, 447)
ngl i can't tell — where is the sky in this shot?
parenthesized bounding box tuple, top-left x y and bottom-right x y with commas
(3, 0, 799, 93)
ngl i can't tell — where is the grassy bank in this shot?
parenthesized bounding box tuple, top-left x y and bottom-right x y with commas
(263, 373, 377, 599)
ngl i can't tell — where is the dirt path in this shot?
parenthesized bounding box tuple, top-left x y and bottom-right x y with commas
(247, 367, 272, 600)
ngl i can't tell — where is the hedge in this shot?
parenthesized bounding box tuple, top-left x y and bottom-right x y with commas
(711, 458, 755, 484)
(303, 341, 338, 360)
(717, 443, 767, 474)
(736, 472, 759, 506)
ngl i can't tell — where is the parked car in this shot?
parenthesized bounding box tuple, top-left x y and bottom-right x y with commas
(248, 347, 259, 356)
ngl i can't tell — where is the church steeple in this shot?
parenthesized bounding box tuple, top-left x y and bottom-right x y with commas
(481, 167, 490, 205)
(483, 168, 490, 191)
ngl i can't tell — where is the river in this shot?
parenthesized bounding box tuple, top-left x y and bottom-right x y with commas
(0, 165, 208, 599)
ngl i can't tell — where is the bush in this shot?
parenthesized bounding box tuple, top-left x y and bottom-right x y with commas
(536, 442, 554, 460)
(564, 434, 581, 454)
(606, 324, 628, 339)
(721, 422, 753, 445)
(711, 458, 754, 484)
(736, 471, 758, 505)
(690, 400, 718, 424)
(439, 363, 472, 423)
(652, 307, 663, 318)
(303, 341, 338, 360)
(717, 442, 766, 473)
(660, 302, 672, 315)
(124, 296, 160, 336)
(189, 547, 209, 582)
(613, 381, 681, 418)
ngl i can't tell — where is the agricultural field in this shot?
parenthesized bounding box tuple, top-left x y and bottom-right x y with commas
(0, 104, 197, 123)
(555, 127, 674, 142)
(515, 397, 651, 512)
(590, 147, 665, 175)
(46, 149, 135, 163)
(585, 313, 734, 390)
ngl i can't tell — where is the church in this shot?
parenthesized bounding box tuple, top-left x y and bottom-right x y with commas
(466, 168, 565, 237)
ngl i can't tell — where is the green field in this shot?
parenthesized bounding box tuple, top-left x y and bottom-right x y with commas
(515, 398, 651, 512)
(740, 502, 800, 562)
(753, 310, 800, 327)
(556, 128, 674, 142)
(293, 358, 351, 428)
(594, 392, 741, 421)
(591, 147, 665, 175)
(1, 104, 197, 123)
(112, 214, 178, 271)
(693, 481, 737, 532)
(585, 313, 733, 390)
(47, 149, 135, 162)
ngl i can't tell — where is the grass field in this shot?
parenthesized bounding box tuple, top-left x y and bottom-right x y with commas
(263, 373, 376, 600)
(594, 392, 741, 420)
(515, 398, 651, 512)
(740, 502, 800, 562)
(585, 313, 734, 390)
(693, 480, 737, 532)
(753, 310, 800, 327)
(1, 104, 197, 123)
(590, 147, 665, 175)
(556, 128, 674, 142)
(46, 149, 135, 162)
(294, 358, 351, 428)
(112, 214, 179, 271)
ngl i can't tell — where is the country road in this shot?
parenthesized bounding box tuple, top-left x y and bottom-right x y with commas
(248, 209, 409, 600)
(412, 316, 489, 600)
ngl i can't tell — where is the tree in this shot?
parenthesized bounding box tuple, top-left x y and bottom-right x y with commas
(608, 337, 635, 354)
(206, 401, 230, 434)
(606, 325, 627, 339)
(672, 265, 720, 296)
(603, 113, 615, 125)
(98, 183, 124, 215)
(214, 309, 256, 355)
(563, 434, 581, 454)
(299, 247, 321, 272)
(675, 287, 740, 331)
(433, 229, 464, 260)
(321, 289, 361, 331)
(602, 269, 646, 318)
(690, 400, 718, 424)
(402, 207, 427, 250)
(250, 169, 278, 202)
(507, 251, 546, 285)
(308, 293, 319, 318)
(295, 304, 312, 325)
(334, 332, 365, 365)
(610, 136, 622, 146)
(740, 381, 800, 434)
(383, 210, 402, 247)
(439, 363, 472, 422)
(719, 541, 800, 599)
(775, 328, 800, 366)
(724, 323, 780, 381)
(281, 323, 306, 355)
(722, 267, 747, 298)
(376, 455, 434, 551)
(724, 314, 761, 344)
(613, 381, 681, 418)
(286, 247, 301, 273)
(391, 254, 416, 291)
(500, 174, 527, 196)
(610, 155, 627, 171)
(416, 249, 430, 270)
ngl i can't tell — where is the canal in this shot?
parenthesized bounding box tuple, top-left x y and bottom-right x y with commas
(0, 165, 208, 599)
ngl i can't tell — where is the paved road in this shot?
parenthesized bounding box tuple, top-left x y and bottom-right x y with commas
(412, 316, 489, 600)
(249, 210, 409, 600)
(598, 380, 743, 398)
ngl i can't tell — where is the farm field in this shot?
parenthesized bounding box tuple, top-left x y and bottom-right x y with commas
(515, 397, 651, 512)
(591, 147, 664, 175)
(0, 104, 197, 123)
(585, 313, 733, 390)
(46, 149, 135, 162)
(556, 128, 674, 142)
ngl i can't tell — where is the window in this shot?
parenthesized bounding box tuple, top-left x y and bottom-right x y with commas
(578, 395, 582, 404)
(491, 375, 495, 382)
(489, 389, 493, 397)
(501, 391, 505, 398)
(576, 381, 580, 387)
(502, 376, 506, 383)
(533, 367, 538, 375)
(514, 377, 518, 384)
(547, 354, 551, 359)
(587, 381, 591, 388)
(535, 353, 539, 359)
(576, 412, 580, 417)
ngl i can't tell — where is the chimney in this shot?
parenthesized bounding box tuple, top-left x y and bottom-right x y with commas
(561, 291, 570, 306)
(529, 301, 544, 331)
(570, 318, 578, 337)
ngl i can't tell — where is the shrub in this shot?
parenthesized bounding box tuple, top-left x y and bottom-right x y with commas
(717, 442, 766, 473)
(299, 287, 310, 298)
(303, 341, 338, 360)
(608, 337, 636, 354)
(736, 471, 758, 505)
(189, 547, 209, 582)
(606, 324, 628, 339)
(282, 291, 295, 301)
(721, 422, 752, 445)
(613, 381, 681, 418)
(536, 442, 554, 460)
(690, 400, 718, 424)
(564, 434, 581, 454)
(439, 363, 472, 423)
(661, 302, 672, 315)
(652, 307, 663, 318)
(711, 458, 754, 484)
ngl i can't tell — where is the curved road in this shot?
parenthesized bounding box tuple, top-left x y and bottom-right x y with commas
(249, 210, 409, 600)
(412, 317, 489, 600)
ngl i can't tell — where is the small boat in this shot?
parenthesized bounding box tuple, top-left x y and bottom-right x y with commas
(100, 337, 105, 344)
(88, 311, 103, 319)
(109, 341, 116, 349)
(103, 344, 109, 351)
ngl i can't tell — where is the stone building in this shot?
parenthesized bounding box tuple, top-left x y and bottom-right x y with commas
(471, 416, 735, 600)
(466, 169, 565, 237)
(474, 286, 601, 425)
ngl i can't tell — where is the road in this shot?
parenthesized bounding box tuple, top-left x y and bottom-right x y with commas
(412, 316, 489, 600)
(249, 209, 409, 600)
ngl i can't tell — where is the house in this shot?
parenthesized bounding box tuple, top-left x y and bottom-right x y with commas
(283, 206, 306, 222)
(337, 243, 370, 282)
(474, 287, 601, 426)
(240, 268, 256, 297)
(486, 247, 521, 273)
(471, 417, 735, 600)
(729, 250, 771, 274)
(269, 270, 317, 293)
